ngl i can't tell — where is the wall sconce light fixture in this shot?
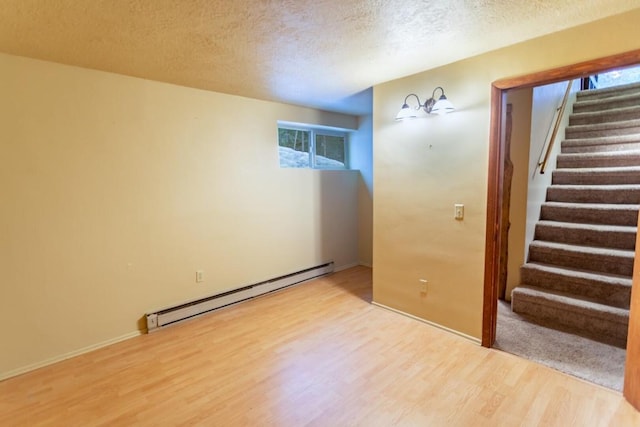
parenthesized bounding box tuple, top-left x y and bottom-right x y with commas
(395, 87, 455, 121)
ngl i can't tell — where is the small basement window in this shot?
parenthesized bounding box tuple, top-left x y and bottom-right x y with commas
(278, 125, 348, 169)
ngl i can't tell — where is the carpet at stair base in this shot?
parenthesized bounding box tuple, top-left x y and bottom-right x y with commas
(495, 301, 625, 392)
(520, 262, 631, 309)
(511, 285, 628, 348)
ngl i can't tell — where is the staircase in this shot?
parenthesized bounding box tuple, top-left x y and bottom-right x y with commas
(511, 81, 640, 348)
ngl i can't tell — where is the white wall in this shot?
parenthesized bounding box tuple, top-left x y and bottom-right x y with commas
(525, 80, 580, 251)
(349, 110, 373, 266)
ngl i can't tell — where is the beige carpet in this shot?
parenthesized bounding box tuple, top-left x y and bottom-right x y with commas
(495, 300, 626, 391)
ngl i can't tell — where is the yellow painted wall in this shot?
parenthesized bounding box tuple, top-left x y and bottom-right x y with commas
(0, 53, 362, 378)
(373, 9, 640, 339)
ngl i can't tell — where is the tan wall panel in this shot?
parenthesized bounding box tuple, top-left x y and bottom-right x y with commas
(373, 9, 640, 339)
(0, 54, 360, 377)
(504, 88, 533, 300)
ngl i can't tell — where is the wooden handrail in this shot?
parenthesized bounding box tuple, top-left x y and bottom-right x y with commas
(539, 79, 573, 174)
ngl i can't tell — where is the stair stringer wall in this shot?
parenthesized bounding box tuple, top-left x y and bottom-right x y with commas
(504, 80, 580, 301)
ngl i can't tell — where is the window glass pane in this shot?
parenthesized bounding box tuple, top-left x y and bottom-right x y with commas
(278, 128, 310, 168)
(593, 65, 640, 89)
(315, 134, 346, 168)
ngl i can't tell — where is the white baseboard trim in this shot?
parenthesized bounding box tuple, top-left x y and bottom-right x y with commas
(371, 301, 481, 345)
(334, 262, 360, 272)
(0, 330, 142, 381)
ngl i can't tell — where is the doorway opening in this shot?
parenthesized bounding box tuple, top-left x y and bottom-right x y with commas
(494, 66, 640, 390)
(482, 49, 640, 403)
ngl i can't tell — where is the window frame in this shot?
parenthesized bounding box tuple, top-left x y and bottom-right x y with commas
(278, 124, 349, 170)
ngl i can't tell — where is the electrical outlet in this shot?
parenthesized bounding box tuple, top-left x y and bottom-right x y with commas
(196, 270, 204, 283)
(454, 204, 464, 220)
(419, 279, 428, 294)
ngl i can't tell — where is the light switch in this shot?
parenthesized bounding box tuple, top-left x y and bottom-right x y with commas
(454, 204, 464, 220)
(419, 279, 428, 294)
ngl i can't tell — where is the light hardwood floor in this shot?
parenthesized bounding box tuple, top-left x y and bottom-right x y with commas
(1, 266, 639, 426)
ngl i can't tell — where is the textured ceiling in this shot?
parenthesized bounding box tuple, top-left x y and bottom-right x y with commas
(0, 1, 638, 115)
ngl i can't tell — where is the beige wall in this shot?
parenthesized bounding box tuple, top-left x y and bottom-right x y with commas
(0, 53, 364, 378)
(504, 88, 533, 301)
(373, 9, 640, 340)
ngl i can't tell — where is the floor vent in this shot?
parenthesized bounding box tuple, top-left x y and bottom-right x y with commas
(146, 262, 334, 332)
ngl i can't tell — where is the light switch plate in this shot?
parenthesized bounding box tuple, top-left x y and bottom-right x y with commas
(454, 204, 464, 220)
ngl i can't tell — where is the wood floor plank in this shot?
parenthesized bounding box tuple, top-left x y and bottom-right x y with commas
(1, 266, 638, 426)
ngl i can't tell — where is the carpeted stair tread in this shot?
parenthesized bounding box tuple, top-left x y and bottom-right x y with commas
(528, 240, 634, 276)
(557, 150, 640, 168)
(561, 133, 640, 153)
(577, 81, 640, 100)
(520, 262, 631, 309)
(561, 141, 640, 153)
(511, 285, 629, 347)
(540, 201, 640, 225)
(552, 166, 640, 185)
(570, 105, 640, 126)
(529, 239, 635, 260)
(547, 184, 640, 204)
(573, 91, 640, 113)
(565, 118, 640, 140)
(552, 165, 640, 184)
(512, 285, 629, 320)
(534, 220, 636, 250)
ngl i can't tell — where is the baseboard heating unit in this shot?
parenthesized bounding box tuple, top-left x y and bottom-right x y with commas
(146, 261, 334, 332)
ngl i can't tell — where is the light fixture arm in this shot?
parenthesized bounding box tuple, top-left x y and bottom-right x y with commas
(432, 86, 446, 100)
(424, 87, 446, 113)
(402, 93, 423, 109)
(395, 87, 455, 121)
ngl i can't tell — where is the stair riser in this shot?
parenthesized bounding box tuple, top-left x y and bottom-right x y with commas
(562, 141, 640, 153)
(573, 95, 640, 113)
(561, 141, 640, 153)
(570, 109, 640, 126)
(577, 84, 640, 101)
(511, 294, 628, 348)
(547, 187, 640, 204)
(520, 266, 631, 309)
(552, 171, 640, 185)
(562, 135, 640, 151)
(556, 154, 640, 168)
(534, 223, 636, 250)
(540, 205, 639, 226)
(565, 122, 640, 140)
(529, 246, 633, 276)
